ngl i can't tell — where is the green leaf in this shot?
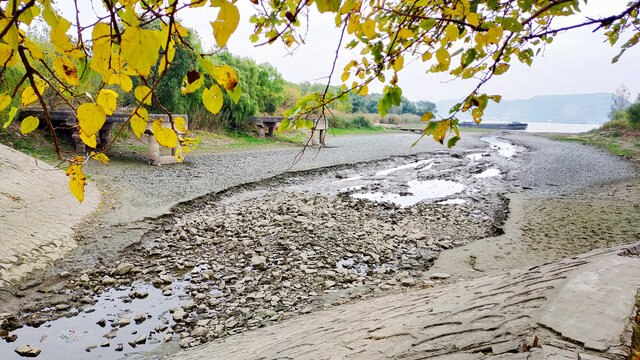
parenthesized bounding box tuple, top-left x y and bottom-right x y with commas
(279, 118, 290, 131)
(447, 135, 461, 148)
(378, 96, 389, 117)
(4, 107, 18, 129)
(389, 86, 402, 106)
(500, 17, 523, 32)
(461, 48, 477, 67)
(228, 85, 242, 104)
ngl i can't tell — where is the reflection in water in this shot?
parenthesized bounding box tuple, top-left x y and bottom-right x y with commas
(0, 280, 191, 360)
(476, 168, 501, 178)
(351, 180, 466, 207)
(480, 137, 518, 157)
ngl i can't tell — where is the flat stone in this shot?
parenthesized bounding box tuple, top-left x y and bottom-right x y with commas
(430, 272, 450, 280)
(118, 318, 131, 327)
(251, 256, 267, 270)
(491, 340, 521, 355)
(539, 255, 640, 350)
(135, 335, 146, 344)
(14, 345, 41, 357)
(115, 263, 133, 275)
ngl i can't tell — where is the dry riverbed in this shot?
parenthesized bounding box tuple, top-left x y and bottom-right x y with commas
(0, 132, 637, 359)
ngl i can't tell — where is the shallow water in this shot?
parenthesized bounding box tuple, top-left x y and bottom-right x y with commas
(480, 137, 518, 157)
(476, 168, 501, 178)
(351, 180, 466, 207)
(1, 280, 191, 360)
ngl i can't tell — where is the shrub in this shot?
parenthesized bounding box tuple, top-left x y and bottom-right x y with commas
(349, 116, 373, 128)
(627, 103, 640, 130)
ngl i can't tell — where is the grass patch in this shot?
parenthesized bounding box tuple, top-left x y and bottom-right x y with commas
(326, 126, 386, 136)
(0, 125, 72, 166)
(554, 129, 640, 162)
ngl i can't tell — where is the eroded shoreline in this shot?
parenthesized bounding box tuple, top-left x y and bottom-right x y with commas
(1, 132, 638, 359)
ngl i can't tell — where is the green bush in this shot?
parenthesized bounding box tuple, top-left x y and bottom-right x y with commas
(627, 102, 640, 130)
(349, 116, 373, 128)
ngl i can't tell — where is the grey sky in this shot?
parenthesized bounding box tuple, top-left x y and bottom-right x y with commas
(60, 1, 640, 102)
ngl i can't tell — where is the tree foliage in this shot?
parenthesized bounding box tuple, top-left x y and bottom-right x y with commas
(1, 0, 639, 200)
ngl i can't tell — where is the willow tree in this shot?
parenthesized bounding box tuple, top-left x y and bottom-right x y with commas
(0, 0, 638, 201)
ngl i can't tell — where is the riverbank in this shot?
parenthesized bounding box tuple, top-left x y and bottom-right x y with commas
(0, 131, 638, 359)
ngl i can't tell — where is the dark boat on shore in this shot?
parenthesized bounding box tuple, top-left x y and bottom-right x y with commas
(459, 121, 528, 130)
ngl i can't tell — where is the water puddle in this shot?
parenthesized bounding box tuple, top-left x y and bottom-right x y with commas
(351, 180, 466, 207)
(476, 168, 501, 178)
(480, 137, 518, 157)
(375, 159, 434, 176)
(1, 280, 191, 360)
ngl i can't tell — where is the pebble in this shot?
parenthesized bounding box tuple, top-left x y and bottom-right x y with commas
(118, 318, 131, 327)
(14, 345, 41, 357)
(116, 263, 134, 275)
(135, 335, 146, 344)
(251, 255, 267, 270)
(134, 313, 146, 324)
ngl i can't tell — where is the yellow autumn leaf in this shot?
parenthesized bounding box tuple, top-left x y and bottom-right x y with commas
(398, 28, 414, 39)
(51, 18, 85, 58)
(20, 116, 39, 134)
(361, 19, 376, 38)
(77, 103, 106, 136)
(445, 24, 460, 41)
(106, 73, 133, 92)
(467, 13, 479, 27)
(79, 131, 97, 148)
(202, 84, 223, 114)
(121, 25, 161, 76)
(359, 85, 368, 96)
(90, 151, 109, 164)
(341, 72, 350, 82)
(421, 112, 435, 122)
(97, 89, 118, 115)
(432, 120, 450, 143)
(66, 164, 87, 203)
(130, 107, 148, 139)
(0, 43, 18, 67)
(0, 94, 10, 112)
(175, 117, 187, 132)
(393, 56, 404, 72)
(487, 26, 503, 45)
(21, 80, 48, 106)
(0, 18, 19, 49)
(211, 1, 239, 48)
(181, 71, 204, 94)
(152, 120, 178, 148)
(24, 39, 43, 60)
(134, 85, 152, 105)
(53, 57, 80, 86)
(436, 47, 451, 67)
(472, 108, 483, 123)
(212, 65, 239, 91)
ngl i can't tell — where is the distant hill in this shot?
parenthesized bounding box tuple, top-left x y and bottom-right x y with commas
(435, 93, 613, 124)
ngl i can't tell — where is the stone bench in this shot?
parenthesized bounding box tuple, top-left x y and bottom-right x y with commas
(19, 108, 187, 165)
(249, 116, 284, 138)
(249, 116, 328, 146)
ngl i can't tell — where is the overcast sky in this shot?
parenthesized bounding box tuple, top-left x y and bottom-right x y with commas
(60, 1, 640, 102)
